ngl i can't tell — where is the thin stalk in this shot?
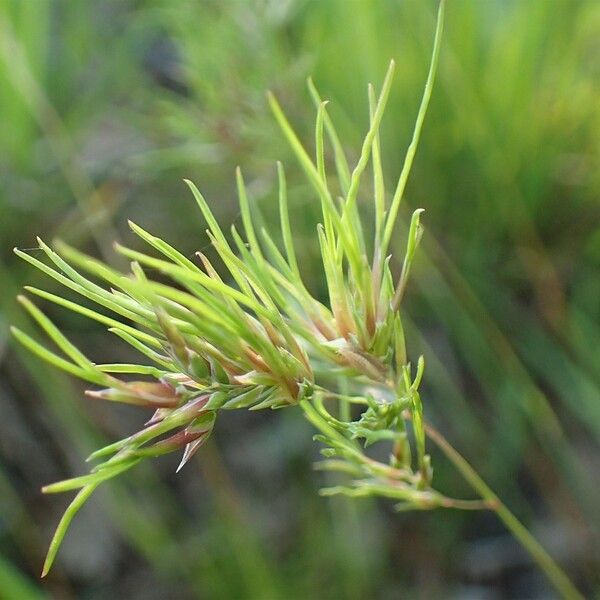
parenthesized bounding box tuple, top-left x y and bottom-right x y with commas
(424, 422, 583, 600)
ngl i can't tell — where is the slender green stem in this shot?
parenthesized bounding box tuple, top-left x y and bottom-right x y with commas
(436, 496, 493, 511)
(424, 422, 583, 600)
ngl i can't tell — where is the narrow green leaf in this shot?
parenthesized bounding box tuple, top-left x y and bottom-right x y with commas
(381, 0, 445, 259)
(267, 91, 329, 201)
(342, 59, 395, 239)
(54, 241, 158, 323)
(24, 286, 162, 348)
(276, 162, 302, 282)
(184, 179, 230, 250)
(267, 90, 356, 259)
(128, 220, 202, 273)
(236, 167, 264, 263)
(11, 326, 103, 384)
(15, 246, 154, 330)
(114, 243, 270, 319)
(315, 100, 328, 183)
(42, 483, 99, 577)
(369, 83, 385, 252)
(393, 314, 407, 372)
(392, 208, 424, 310)
(96, 363, 165, 377)
(307, 77, 351, 194)
(17, 295, 94, 370)
(108, 328, 174, 370)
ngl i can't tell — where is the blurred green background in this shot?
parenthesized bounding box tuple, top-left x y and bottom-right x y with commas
(1, 0, 599, 598)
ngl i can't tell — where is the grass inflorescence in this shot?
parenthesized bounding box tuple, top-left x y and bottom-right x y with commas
(11, 2, 583, 597)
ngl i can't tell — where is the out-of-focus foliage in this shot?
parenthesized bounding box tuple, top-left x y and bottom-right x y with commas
(1, 0, 599, 598)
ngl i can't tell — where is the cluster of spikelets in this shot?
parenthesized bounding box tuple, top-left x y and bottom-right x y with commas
(12, 2, 451, 577)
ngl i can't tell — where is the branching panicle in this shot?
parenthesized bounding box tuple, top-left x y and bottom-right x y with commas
(10, 0, 448, 575)
(12, 3, 583, 598)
